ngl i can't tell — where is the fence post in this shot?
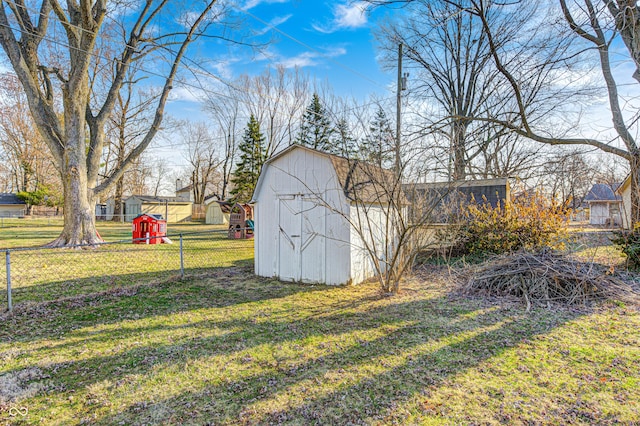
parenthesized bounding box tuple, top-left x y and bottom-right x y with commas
(179, 233, 184, 278)
(6, 250, 12, 312)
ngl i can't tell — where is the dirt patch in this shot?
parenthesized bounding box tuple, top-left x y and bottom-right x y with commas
(0, 367, 46, 407)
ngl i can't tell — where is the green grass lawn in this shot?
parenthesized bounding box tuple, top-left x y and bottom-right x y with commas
(0, 223, 638, 424)
(0, 221, 252, 307)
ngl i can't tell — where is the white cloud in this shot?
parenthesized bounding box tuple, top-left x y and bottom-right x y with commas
(242, 0, 288, 11)
(334, 1, 369, 28)
(278, 52, 320, 69)
(313, 1, 369, 34)
(276, 46, 347, 69)
(256, 14, 293, 35)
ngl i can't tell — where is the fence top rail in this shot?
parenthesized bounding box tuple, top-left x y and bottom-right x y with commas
(3, 228, 253, 252)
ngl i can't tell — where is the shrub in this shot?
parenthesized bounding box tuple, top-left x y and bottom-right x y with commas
(611, 227, 640, 266)
(457, 192, 570, 255)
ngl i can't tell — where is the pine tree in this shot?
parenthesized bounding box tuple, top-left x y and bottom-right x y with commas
(361, 106, 395, 168)
(231, 115, 265, 201)
(296, 93, 334, 152)
(331, 117, 357, 157)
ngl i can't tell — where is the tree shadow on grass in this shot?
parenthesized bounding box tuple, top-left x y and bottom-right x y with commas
(0, 262, 332, 344)
(94, 305, 578, 425)
(1, 285, 581, 425)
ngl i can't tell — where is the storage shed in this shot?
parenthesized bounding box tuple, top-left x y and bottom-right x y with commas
(252, 145, 401, 285)
(584, 183, 622, 226)
(204, 198, 230, 225)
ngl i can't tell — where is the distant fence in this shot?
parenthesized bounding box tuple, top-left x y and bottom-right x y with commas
(96, 213, 199, 223)
(1, 229, 254, 312)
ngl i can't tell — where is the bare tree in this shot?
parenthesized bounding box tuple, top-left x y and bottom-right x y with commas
(149, 156, 172, 197)
(541, 148, 598, 209)
(236, 66, 311, 157)
(182, 121, 222, 204)
(375, 1, 524, 179)
(455, 0, 640, 223)
(101, 67, 160, 221)
(0, 73, 59, 196)
(0, 0, 232, 245)
(371, 0, 595, 186)
(205, 87, 241, 200)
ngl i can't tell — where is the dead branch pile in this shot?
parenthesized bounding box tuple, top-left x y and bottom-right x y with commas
(465, 250, 639, 310)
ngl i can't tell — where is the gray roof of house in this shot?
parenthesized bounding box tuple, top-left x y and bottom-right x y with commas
(584, 183, 621, 202)
(128, 195, 191, 204)
(0, 193, 25, 205)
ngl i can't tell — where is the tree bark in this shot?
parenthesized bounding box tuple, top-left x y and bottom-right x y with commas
(49, 143, 100, 246)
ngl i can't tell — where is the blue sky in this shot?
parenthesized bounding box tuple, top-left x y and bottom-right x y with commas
(167, 0, 396, 114)
(241, 0, 391, 96)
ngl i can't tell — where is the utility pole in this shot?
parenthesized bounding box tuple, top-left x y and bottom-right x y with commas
(396, 43, 408, 179)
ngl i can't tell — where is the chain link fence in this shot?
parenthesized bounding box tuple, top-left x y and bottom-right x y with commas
(1, 229, 254, 312)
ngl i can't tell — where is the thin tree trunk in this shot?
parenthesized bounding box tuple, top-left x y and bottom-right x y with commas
(112, 175, 124, 222)
(630, 154, 640, 226)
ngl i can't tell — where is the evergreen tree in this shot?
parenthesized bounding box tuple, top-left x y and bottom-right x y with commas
(331, 117, 358, 157)
(361, 106, 395, 168)
(296, 93, 334, 152)
(231, 115, 265, 201)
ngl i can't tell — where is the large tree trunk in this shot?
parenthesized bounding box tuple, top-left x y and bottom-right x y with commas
(47, 94, 101, 247)
(48, 153, 100, 246)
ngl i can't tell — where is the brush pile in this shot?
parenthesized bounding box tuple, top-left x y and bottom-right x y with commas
(465, 250, 639, 310)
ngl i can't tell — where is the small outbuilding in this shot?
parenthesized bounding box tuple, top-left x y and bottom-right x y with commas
(0, 193, 26, 217)
(584, 183, 622, 226)
(252, 145, 402, 286)
(204, 198, 231, 225)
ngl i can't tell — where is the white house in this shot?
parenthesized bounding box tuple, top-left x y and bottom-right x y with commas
(252, 145, 402, 286)
(584, 183, 622, 226)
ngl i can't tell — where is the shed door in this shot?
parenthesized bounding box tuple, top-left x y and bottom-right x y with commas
(300, 195, 325, 283)
(278, 195, 300, 281)
(278, 194, 326, 283)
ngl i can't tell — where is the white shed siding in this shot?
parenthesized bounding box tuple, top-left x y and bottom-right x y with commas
(205, 202, 229, 225)
(349, 204, 395, 284)
(254, 148, 352, 285)
(589, 203, 610, 225)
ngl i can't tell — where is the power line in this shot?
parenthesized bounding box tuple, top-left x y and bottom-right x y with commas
(231, 2, 389, 91)
(3, 0, 391, 94)
(0, 2, 396, 140)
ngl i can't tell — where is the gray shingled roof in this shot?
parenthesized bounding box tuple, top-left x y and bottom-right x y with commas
(329, 155, 405, 204)
(0, 193, 25, 205)
(583, 183, 621, 202)
(128, 195, 191, 204)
